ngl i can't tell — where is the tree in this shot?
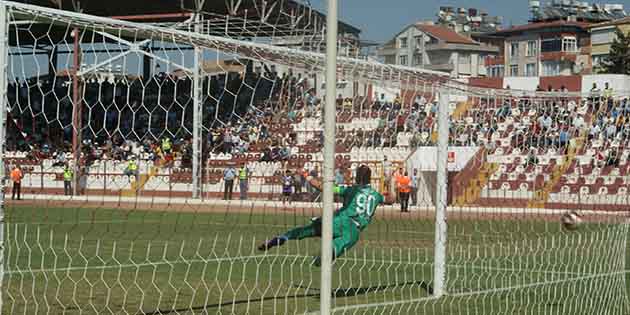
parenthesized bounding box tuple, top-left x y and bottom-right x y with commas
(601, 27, 630, 75)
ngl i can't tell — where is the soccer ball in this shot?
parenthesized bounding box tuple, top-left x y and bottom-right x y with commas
(561, 211, 582, 231)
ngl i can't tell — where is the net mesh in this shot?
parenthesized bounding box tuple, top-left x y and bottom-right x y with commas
(1, 2, 630, 315)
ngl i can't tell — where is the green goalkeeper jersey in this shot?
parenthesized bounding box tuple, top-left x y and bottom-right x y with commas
(334, 185, 384, 229)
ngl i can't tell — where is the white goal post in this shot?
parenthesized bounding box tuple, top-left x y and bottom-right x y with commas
(0, 1, 629, 315)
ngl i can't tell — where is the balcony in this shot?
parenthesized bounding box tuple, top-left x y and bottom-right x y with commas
(485, 55, 504, 66)
(540, 51, 577, 62)
(425, 42, 499, 53)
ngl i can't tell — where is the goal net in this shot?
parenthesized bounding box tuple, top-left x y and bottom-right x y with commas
(1, 2, 629, 315)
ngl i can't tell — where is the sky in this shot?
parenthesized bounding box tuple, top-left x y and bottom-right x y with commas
(309, 0, 630, 42)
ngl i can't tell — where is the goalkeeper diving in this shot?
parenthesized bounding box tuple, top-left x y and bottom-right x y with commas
(258, 165, 384, 265)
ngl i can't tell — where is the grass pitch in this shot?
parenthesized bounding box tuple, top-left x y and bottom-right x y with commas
(2, 200, 629, 314)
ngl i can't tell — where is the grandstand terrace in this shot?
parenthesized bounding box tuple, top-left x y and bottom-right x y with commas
(4, 0, 630, 211)
(8, 65, 630, 211)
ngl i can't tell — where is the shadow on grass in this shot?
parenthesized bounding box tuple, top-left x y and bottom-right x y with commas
(139, 292, 319, 315)
(139, 280, 432, 315)
(333, 280, 433, 297)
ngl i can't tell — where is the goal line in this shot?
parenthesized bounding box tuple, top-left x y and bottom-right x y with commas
(326, 269, 629, 314)
(6, 253, 596, 277)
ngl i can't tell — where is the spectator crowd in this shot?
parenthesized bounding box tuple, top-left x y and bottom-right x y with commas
(5, 63, 630, 207)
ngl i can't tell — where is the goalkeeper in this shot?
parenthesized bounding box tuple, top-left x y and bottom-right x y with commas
(258, 165, 384, 265)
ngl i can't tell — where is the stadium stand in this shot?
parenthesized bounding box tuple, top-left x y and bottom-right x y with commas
(6, 66, 630, 209)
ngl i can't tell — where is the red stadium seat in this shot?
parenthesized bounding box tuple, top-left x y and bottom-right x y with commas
(606, 185, 619, 195)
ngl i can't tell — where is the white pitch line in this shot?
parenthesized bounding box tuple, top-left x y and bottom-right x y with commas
(5, 254, 592, 277)
(448, 269, 629, 297)
(332, 256, 588, 276)
(4, 254, 273, 275)
(448, 263, 586, 276)
(10, 220, 133, 225)
(328, 269, 629, 314)
(17, 193, 630, 216)
(9, 219, 293, 229)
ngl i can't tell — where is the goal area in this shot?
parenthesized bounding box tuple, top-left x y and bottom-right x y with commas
(0, 2, 629, 314)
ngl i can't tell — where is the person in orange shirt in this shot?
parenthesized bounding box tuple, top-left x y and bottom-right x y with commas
(397, 171, 412, 213)
(392, 167, 403, 204)
(10, 165, 23, 200)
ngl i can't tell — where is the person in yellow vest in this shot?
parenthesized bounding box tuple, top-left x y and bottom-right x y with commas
(63, 165, 73, 196)
(603, 82, 613, 99)
(238, 163, 250, 200)
(10, 165, 23, 200)
(161, 138, 172, 154)
(125, 158, 139, 182)
(394, 94, 402, 105)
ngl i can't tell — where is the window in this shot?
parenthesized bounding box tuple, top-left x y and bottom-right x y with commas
(400, 37, 408, 48)
(489, 65, 505, 77)
(509, 65, 519, 76)
(542, 61, 560, 76)
(526, 41, 538, 56)
(562, 37, 577, 52)
(592, 30, 614, 45)
(592, 54, 609, 67)
(541, 38, 562, 52)
(479, 54, 487, 64)
(414, 36, 423, 47)
(399, 55, 408, 65)
(413, 54, 423, 66)
(510, 42, 519, 58)
(459, 53, 470, 65)
(525, 63, 537, 76)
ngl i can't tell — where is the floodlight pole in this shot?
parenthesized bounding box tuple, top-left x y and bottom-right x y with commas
(0, 3, 7, 311)
(433, 87, 449, 298)
(320, 0, 337, 313)
(191, 13, 203, 199)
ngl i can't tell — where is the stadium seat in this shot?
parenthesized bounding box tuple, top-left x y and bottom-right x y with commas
(519, 182, 529, 191)
(606, 185, 619, 195)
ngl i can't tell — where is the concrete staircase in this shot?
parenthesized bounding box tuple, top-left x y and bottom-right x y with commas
(450, 147, 497, 206)
(451, 101, 473, 120)
(527, 137, 585, 208)
(527, 102, 595, 208)
(455, 162, 498, 206)
(120, 164, 160, 197)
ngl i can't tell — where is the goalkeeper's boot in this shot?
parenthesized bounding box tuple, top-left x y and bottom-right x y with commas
(258, 236, 288, 251)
